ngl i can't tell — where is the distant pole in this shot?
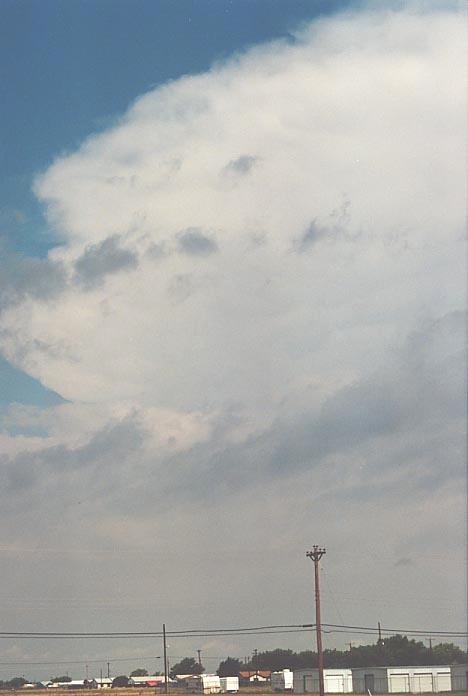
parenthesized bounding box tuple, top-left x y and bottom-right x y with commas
(100, 668, 103, 685)
(306, 546, 326, 696)
(197, 650, 202, 668)
(107, 662, 110, 679)
(86, 665, 89, 680)
(378, 622, 382, 644)
(163, 623, 168, 696)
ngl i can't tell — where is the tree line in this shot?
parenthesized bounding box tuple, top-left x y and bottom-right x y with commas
(218, 637, 467, 675)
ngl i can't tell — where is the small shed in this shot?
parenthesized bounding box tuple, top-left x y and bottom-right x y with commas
(351, 666, 451, 693)
(293, 669, 353, 694)
(95, 678, 113, 689)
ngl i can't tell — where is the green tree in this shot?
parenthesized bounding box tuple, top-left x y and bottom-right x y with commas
(112, 676, 129, 687)
(9, 678, 28, 689)
(217, 658, 242, 677)
(170, 657, 203, 677)
(130, 669, 148, 677)
(51, 676, 72, 683)
(432, 643, 466, 664)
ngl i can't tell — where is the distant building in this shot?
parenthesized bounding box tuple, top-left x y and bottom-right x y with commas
(219, 677, 239, 693)
(238, 671, 271, 686)
(449, 665, 467, 693)
(186, 674, 221, 694)
(271, 670, 293, 692)
(351, 666, 451, 693)
(293, 668, 353, 693)
(47, 681, 97, 690)
(95, 678, 113, 689)
(128, 676, 173, 688)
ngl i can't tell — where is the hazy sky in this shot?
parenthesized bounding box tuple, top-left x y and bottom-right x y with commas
(0, 0, 466, 682)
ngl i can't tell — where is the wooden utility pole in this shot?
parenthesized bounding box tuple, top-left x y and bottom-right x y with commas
(197, 650, 202, 668)
(163, 623, 168, 695)
(306, 546, 326, 696)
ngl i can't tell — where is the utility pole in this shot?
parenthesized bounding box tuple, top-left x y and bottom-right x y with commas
(197, 650, 202, 668)
(378, 622, 382, 645)
(107, 662, 110, 679)
(85, 665, 89, 681)
(306, 546, 326, 696)
(163, 623, 168, 696)
(253, 649, 258, 681)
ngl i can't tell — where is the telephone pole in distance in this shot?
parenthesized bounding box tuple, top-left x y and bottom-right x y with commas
(163, 623, 168, 696)
(306, 546, 326, 696)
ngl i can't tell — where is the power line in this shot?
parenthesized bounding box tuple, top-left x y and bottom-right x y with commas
(0, 623, 465, 640)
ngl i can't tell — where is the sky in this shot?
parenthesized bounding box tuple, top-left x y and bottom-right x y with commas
(0, 0, 466, 682)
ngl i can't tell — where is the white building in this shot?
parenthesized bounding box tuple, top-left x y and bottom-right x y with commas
(351, 666, 452, 693)
(293, 669, 353, 693)
(450, 665, 467, 693)
(95, 678, 113, 689)
(47, 681, 97, 690)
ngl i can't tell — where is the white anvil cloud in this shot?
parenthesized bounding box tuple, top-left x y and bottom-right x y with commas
(1, 6, 464, 411)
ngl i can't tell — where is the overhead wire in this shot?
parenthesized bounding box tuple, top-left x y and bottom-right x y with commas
(0, 623, 465, 639)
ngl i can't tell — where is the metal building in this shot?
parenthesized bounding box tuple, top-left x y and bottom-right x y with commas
(293, 668, 353, 693)
(449, 665, 467, 693)
(351, 666, 452, 693)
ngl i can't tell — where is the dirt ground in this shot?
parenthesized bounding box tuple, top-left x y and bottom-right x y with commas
(7, 689, 467, 696)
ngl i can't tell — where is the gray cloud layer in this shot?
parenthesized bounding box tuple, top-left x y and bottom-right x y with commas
(3, 311, 464, 510)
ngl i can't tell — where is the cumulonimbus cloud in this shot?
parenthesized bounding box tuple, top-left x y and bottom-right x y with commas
(0, 5, 464, 411)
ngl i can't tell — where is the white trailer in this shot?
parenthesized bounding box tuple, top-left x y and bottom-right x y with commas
(220, 677, 239, 693)
(187, 675, 221, 694)
(271, 670, 293, 691)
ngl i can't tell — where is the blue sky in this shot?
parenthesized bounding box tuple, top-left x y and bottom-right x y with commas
(1, 0, 349, 252)
(1, 0, 350, 407)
